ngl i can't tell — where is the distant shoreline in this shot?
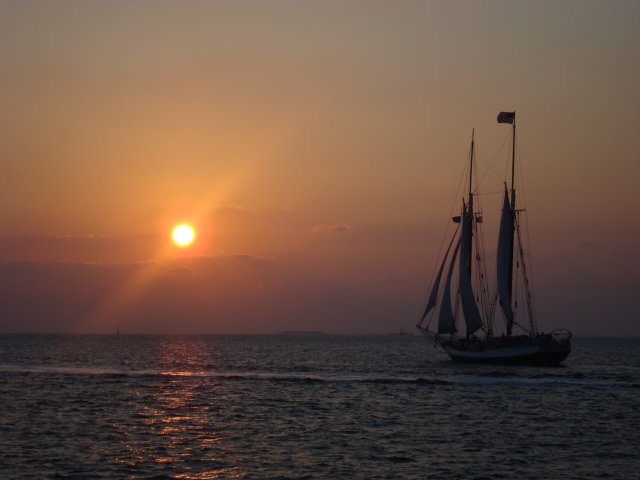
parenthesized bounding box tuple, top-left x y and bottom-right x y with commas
(0, 333, 637, 339)
(278, 331, 324, 335)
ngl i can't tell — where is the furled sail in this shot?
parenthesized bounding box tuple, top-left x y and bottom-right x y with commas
(420, 229, 459, 323)
(458, 199, 483, 335)
(438, 236, 461, 334)
(497, 186, 515, 332)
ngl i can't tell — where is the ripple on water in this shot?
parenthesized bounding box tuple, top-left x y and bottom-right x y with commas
(0, 335, 639, 479)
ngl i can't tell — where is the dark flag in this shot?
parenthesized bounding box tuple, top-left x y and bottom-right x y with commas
(497, 111, 515, 124)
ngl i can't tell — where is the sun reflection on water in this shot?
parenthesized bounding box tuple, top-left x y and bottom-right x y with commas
(114, 337, 243, 479)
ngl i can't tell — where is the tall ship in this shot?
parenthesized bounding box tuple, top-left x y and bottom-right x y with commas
(417, 112, 571, 365)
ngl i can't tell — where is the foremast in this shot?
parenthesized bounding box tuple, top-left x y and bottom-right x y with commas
(417, 130, 485, 339)
(458, 130, 483, 337)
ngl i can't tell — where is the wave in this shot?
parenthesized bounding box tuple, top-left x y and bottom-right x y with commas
(0, 364, 454, 386)
(0, 363, 636, 389)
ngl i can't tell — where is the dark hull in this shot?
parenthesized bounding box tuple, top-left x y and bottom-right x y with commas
(446, 349, 570, 366)
(441, 336, 571, 366)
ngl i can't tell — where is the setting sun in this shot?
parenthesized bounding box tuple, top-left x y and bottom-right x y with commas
(172, 224, 195, 247)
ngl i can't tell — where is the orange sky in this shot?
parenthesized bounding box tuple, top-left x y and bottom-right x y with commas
(1, 1, 638, 334)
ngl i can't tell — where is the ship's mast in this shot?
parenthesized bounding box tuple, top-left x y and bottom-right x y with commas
(458, 128, 485, 338)
(507, 113, 537, 336)
(513, 117, 537, 335)
(507, 119, 516, 335)
(510, 121, 516, 200)
(469, 129, 475, 200)
(496, 111, 518, 336)
(467, 129, 475, 276)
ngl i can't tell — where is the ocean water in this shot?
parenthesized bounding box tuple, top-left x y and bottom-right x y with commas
(0, 335, 638, 479)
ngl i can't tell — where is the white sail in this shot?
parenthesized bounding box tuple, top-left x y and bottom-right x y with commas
(459, 199, 483, 335)
(497, 186, 515, 331)
(420, 230, 458, 323)
(438, 236, 461, 334)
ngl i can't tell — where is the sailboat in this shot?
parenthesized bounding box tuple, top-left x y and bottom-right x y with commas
(417, 112, 571, 365)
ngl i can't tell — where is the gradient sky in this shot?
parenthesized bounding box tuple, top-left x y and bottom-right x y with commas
(1, 1, 638, 335)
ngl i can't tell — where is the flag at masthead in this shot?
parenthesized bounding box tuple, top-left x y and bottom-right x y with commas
(497, 111, 515, 124)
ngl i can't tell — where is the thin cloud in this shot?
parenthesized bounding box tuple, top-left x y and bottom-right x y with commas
(310, 224, 352, 234)
(54, 234, 106, 240)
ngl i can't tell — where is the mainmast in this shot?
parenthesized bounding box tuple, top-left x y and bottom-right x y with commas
(469, 129, 475, 201)
(510, 118, 516, 200)
(467, 129, 475, 275)
(508, 116, 516, 334)
(497, 111, 516, 335)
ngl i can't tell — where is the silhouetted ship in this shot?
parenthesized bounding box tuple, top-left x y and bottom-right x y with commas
(417, 112, 571, 365)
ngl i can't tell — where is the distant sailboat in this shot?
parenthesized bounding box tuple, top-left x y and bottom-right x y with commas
(417, 112, 571, 365)
(390, 323, 411, 336)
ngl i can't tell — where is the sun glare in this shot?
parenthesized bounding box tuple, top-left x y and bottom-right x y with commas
(172, 224, 195, 247)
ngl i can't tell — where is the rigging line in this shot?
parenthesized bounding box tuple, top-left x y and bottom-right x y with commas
(453, 284, 461, 334)
(518, 197, 538, 323)
(418, 152, 469, 326)
(512, 319, 529, 333)
(476, 190, 506, 196)
(470, 160, 494, 330)
(478, 218, 493, 329)
(513, 243, 520, 329)
(515, 139, 524, 204)
(490, 291, 499, 331)
(474, 223, 490, 328)
(419, 224, 460, 330)
(476, 129, 512, 186)
(516, 213, 537, 334)
(471, 133, 480, 197)
(476, 152, 501, 187)
(514, 136, 538, 321)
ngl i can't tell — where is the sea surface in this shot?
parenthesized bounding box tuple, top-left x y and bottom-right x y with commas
(0, 334, 638, 479)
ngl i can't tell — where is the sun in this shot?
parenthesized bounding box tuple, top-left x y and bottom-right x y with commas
(172, 224, 195, 247)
